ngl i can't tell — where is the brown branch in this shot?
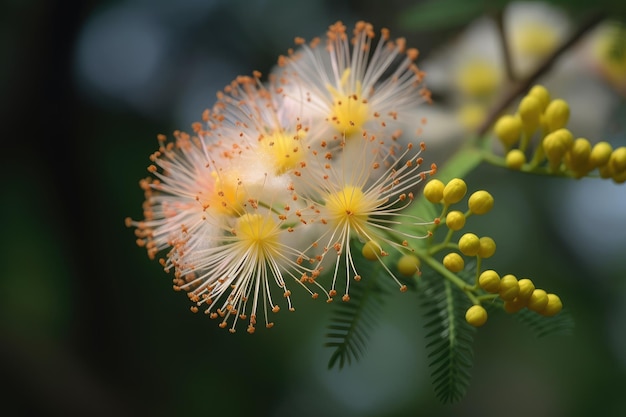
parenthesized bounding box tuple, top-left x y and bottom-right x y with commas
(477, 12, 607, 137)
(494, 9, 516, 83)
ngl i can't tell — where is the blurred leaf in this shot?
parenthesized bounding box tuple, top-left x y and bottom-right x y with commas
(431, 142, 485, 184)
(325, 251, 391, 369)
(418, 269, 476, 403)
(399, 0, 507, 31)
(513, 307, 575, 338)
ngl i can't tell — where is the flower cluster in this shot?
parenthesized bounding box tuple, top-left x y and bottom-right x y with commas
(127, 21, 436, 333)
(418, 177, 562, 328)
(492, 84, 626, 183)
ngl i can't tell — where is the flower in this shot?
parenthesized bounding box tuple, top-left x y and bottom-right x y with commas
(299, 134, 436, 301)
(127, 124, 324, 333)
(274, 20, 431, 142)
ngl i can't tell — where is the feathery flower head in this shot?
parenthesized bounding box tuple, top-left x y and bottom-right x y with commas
(300, 133, 437, 300)
(275, 20, 431, 141)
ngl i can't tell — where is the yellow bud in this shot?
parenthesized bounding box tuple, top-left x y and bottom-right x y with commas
(458, 233, 480, 256)
(527, 289, 549, 312)
(443, 178, 467, 204)
(553, 128, 574, 148)
(609, 146, 626, 174)
(494, 115, 523, 147)
(506, 149, 526, 170)
(465, 305, 488, 327)
(566, 138, 592, 174)
(468, 190, 494, 215)
(443, 252, 464, 273)
(588, 141, 613, 169)
(423, 179, 445, 203)
(397, 254, 420, 276)
(518, 95, 542, 133)
(613, 169, 626, 184)
(499, 274, 520, 301)
(599, 164, 613, 179)
(528, 85, 551, 111)
(477, 236, 496, 258)
(445, 210, 466, 231)
(517, 278, 535, 302)
(362, 240, 381, 261)
(542, 130, 572, 171)
(504, 297, 526, 313)
(478, 270, 500, 293)
(544, 99, 570, 132)
(539, 294, 562, 317)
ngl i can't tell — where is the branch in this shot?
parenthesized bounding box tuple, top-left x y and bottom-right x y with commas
(477, 12, 607, 137)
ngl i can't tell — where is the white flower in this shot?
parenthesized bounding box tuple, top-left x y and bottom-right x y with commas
(273, 20, 430, 142)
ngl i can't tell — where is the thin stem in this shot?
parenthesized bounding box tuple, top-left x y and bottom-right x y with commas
(494, 9, 515, 82)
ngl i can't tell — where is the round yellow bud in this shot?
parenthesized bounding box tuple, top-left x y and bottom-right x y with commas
(478, 270, 500, 293)
(397, 254, 420, 276)
(362, 240, 381, 261)
(528, 85, 551, 111)
(423, 179, 445, 203)
(542, 131, 567, 163)
(566, 138, 592, 172)
(553, 128, 574, 148)
(445, 210, 466, 231)
(539, 294, 563, 317)
(518, 95, 542, 133)
(613, 169, 626, 184)
(465, 305, 488, 327)
(504, 297, 526, 313)
(517, 278, 535, 302)
(544, 99, 570, 132)
(588, 141, 613, 169)
(527, 289, 549, 312)
(609, 146, 626, 174)
(443, 178, 467, 204)
(477, 236, 496, 258)
(498, 274, 520, 301)
(458, 233, 480, 256)
(506, 149, 526, 170)
(494, 115, 523, 147)
(443, 252, 464, 273)
(468, 190, 494, 215)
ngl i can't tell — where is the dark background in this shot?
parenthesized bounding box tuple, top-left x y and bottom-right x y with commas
(2, 0, 625, 416)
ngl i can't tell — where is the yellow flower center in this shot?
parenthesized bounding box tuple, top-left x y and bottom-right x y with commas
(456, 60, 501, 97)
(327, 69, 370, 137)
(325, 185, 370, 229)
(206, 171, 244, 215)
(235, 213, 279, 255)
(261, 130, 305, 174)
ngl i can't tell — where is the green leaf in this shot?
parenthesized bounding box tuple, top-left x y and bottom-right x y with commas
(512, 307, 575, 338)
(398, 0, 507, 31)
(325, 253, 392, 369)
(431, 142, 485, 184)
(418, 269, 476, 403)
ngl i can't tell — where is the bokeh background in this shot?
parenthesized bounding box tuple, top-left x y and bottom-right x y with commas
(2, 0, 625, 416)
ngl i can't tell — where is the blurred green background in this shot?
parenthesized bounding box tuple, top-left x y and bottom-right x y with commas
(2, 0, 625, 416)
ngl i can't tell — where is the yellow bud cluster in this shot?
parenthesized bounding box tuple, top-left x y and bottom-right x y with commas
(478, 272, 562, 317)
(543, 134, 626, 181)
(458, 233, 496, 258)
(491, 84, 625, 183)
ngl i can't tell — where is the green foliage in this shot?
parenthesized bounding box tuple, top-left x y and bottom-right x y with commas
(399, 0, 508, 30)
(325, 256, 390, 369)
(418, 269, 476, 403)
(513, 307, 575, 338)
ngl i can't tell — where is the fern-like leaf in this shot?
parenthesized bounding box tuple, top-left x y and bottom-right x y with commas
(419, 270, 476, 403)
(325, 259, 390, 369)
(513, 307, 575, 338)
